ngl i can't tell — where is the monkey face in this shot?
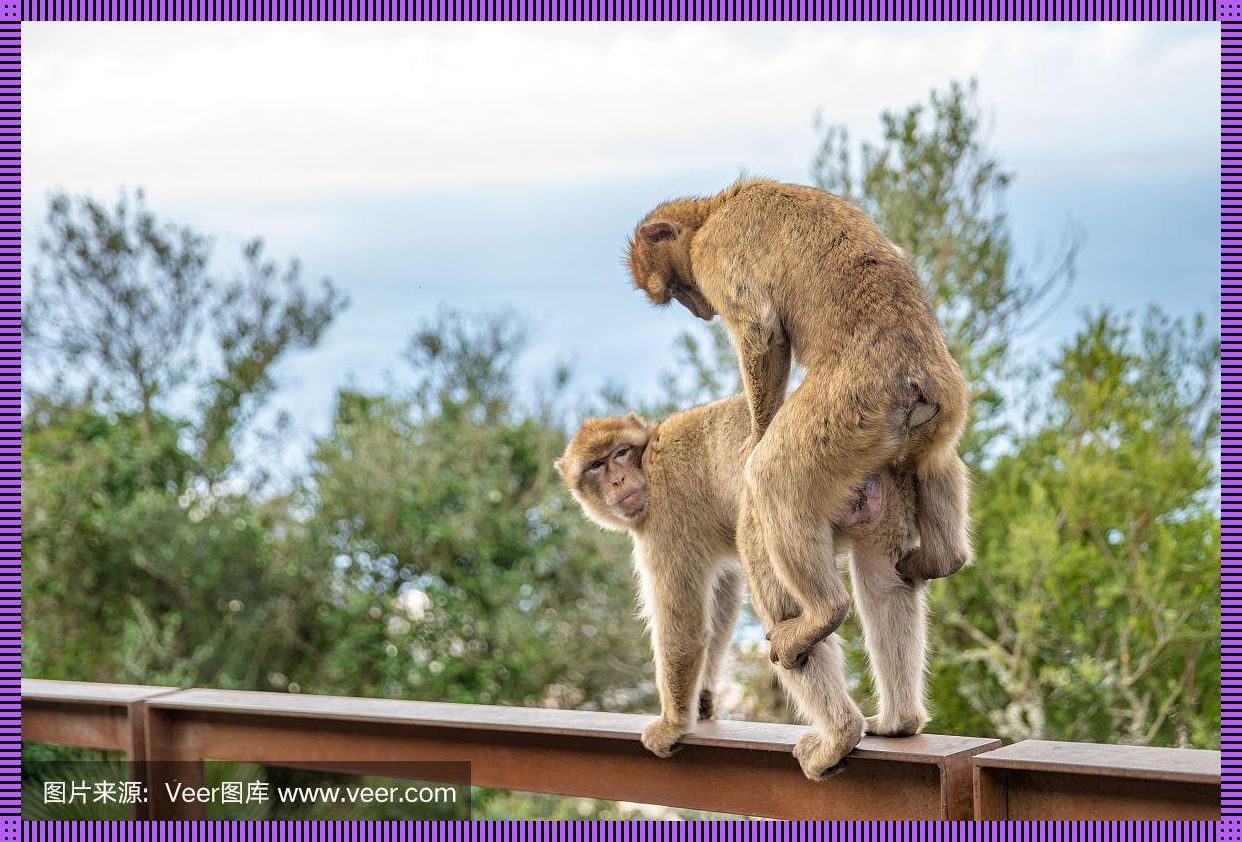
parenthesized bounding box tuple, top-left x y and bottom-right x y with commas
(666, 276, 717, 321)
(555, 414, 652, 532)
(626, 218, 718, 322)
(582, 442, 650, 520)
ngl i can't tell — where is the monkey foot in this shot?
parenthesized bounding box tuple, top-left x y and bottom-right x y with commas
(793, 719, 864, 781)
(865, 711, 927, 738)
(698, 689, 715, 720)
(641, 718, 688, 758)
(896, 548, 968, 581)
(765, 606, 848, 670)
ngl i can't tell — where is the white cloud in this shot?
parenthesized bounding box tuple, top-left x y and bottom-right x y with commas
(25, 22, 1216, 201)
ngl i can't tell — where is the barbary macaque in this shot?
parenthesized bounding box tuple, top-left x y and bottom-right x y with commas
(626, 181, 971, 772)
(556, 395, 931, 778)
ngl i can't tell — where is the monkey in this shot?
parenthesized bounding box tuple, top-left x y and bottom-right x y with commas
(555, 394, 931, 780)
(626, 179, 972, 699)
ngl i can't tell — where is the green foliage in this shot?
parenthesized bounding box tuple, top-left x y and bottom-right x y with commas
(471, 788, 746, 820)
(932, 309, 1219, 747)
(22, 394, 323, 688)
(23, 192, 343, 688)
(26, 189, 347, 478)
(299, 311, 652, 709)
(27, 190, 213, 421)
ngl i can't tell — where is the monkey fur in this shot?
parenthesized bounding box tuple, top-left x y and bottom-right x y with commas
(556, 395, 931, 780)
(626, 180, 972, 717)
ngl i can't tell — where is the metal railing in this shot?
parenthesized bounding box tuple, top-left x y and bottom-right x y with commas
(20, 679, 1221, 821)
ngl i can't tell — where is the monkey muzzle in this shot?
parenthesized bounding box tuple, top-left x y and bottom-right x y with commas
(615, 487, 648, 518)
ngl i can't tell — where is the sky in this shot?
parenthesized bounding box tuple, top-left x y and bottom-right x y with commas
(24, 23, 1219, 473)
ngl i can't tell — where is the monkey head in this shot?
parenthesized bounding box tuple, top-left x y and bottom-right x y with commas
(625, 199, 717, 322)
(555, 412, 653, 531)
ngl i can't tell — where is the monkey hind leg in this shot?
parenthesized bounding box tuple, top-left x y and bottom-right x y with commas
(780, 637, 866, 780)
(898, 449, 974, 581)
(746, 387, 889, 670)
(737, 497, 801, 632)
(738, 496, 864, 780)
(739, 493, 827, 671)
(848, 533, 929, 737)
(699, 564, 743, 720)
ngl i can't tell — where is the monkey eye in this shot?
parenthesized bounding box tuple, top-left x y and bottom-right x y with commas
(586, 459, 605, 472)
(613, 446, 630, 459)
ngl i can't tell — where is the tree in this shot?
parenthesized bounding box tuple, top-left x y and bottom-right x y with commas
(933, 309, 1219, 746)
(25, 189, 346, 480)
(299, 310, 653, 711)
(23, 190, 345, 688)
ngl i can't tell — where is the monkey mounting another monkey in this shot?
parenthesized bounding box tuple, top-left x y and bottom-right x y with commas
(626, 179, 973, 683)
(556, 396, 933, 780)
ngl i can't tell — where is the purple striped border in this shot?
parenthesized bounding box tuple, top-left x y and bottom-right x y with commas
(15, 4, 1226, 840)
(2, 1, 14, 835)
(1225, 12, 1240, 837)
(13, 822, 1231, 839)
(16, 0, 1219, 18)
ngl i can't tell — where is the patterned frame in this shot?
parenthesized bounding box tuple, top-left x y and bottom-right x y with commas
(13, 4, 1226, 839)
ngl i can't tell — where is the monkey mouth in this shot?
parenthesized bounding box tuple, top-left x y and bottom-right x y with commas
(617, 490, 647, 516)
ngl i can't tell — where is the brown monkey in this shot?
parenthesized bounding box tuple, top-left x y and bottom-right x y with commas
(626, 179, 972, 690)
(555, 395, 930, 780)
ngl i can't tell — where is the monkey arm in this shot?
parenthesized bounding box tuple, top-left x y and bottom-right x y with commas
(735, 318, 791, 444)
(635, 550, 714, 757)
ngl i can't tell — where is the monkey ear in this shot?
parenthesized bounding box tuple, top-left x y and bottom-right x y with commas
(638, 221, 677, 244)
(625, 412, 649, 430)
(553, 457, 567, 479)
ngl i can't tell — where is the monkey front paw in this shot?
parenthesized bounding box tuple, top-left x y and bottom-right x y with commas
(865, 709, 928, 738)
(698, 689, 715, 720)
(765, 607, 848, 670)
(896, 548, 969, 581)
(792, 719, 864, 781)
(641, 718, 688, 758)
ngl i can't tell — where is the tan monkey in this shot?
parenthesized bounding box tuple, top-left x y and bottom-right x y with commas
(555, 395, 931, 780)
(626, 179, 972, 696)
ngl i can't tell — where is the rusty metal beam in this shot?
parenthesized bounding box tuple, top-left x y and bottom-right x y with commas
(22, 679, 182, 820)
(972, 739, 1221, 820)
(143, 689, 999, 820)
(31, 682, 1223, 821)
(22, 679, 179, 757)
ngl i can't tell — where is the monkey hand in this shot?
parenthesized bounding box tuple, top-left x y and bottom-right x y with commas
(641, 717, 688, 758)
(764, 604, 849, 670)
